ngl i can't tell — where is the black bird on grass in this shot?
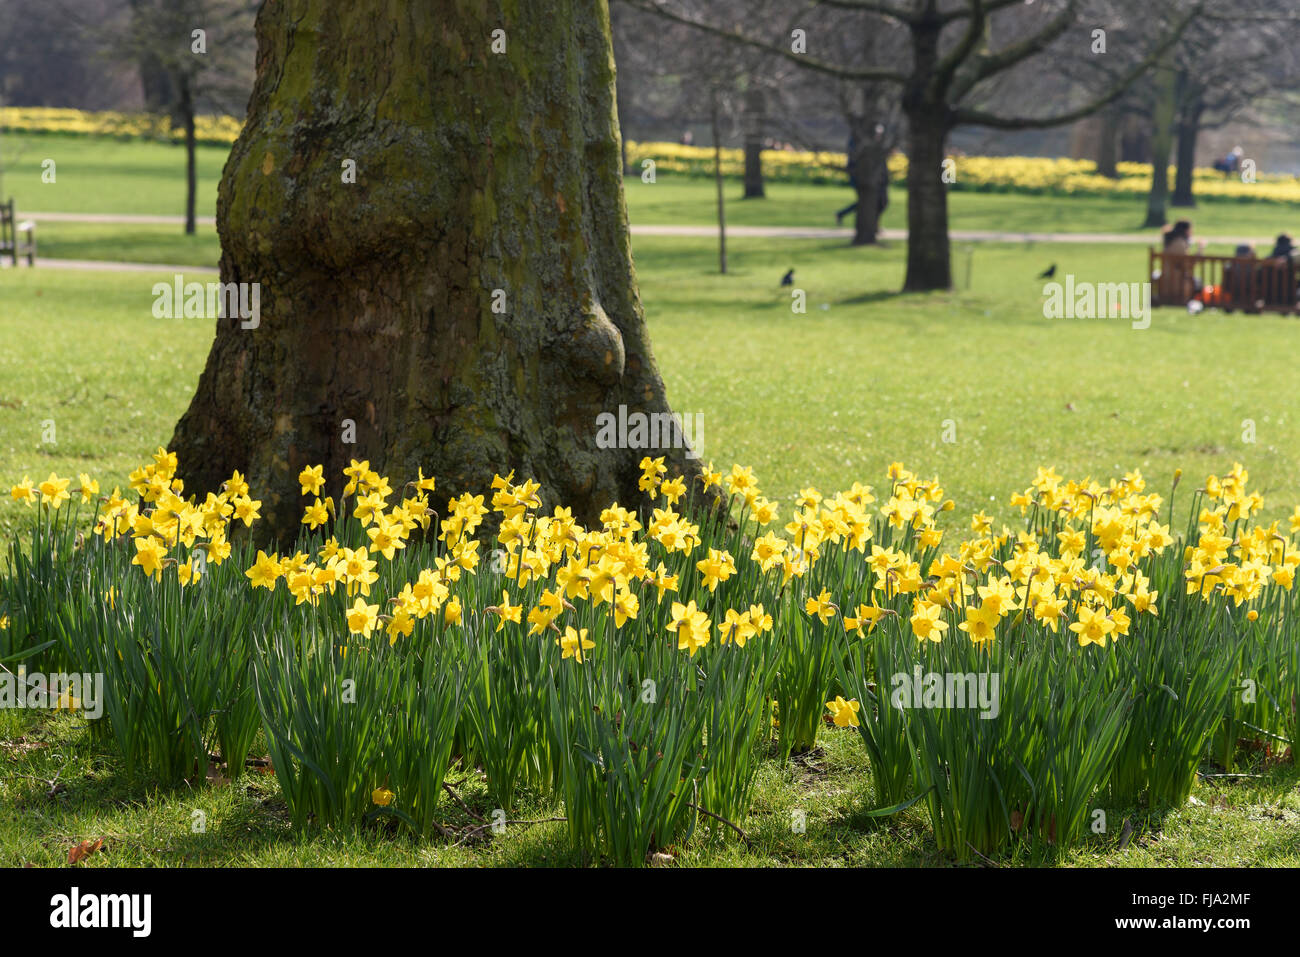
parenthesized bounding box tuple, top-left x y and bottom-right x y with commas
(1037, 263, 1057, 279)
(781, 268, 795, 286)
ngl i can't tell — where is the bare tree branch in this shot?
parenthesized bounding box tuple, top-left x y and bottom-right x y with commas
(951, 1, 1203, 130)
(624, 0, 909, 83)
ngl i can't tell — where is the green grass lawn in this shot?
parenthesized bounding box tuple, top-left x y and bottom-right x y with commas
(3, 237, 1298, 543)
(0, 269, 207, 542)
(4, 132, 1300, 868)
(644, 237, 1300, 529)
(24, 188, 1283, 271)
(4, 705, 1296, 867)
(31, 221, 220, 267)
(2, 132, 222, 217)
(6, 132, 1298, 252)
(627, 179, 1300, 239)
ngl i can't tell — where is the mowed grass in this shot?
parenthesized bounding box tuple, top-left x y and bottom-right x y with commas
(626, 178, 1300, 238)
(32, 222, 220, 268)
(3, 132, 222, 216)
(4, 705, 1298, 867)
(0, 269, 209, 542)
(6, 132, 1298, 246)
(4, 136, 1300, 867)
(640, 237, 1300, 527)
(3, 238, 1299, 540)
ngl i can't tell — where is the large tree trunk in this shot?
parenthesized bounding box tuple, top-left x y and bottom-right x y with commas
(1142, 61, 1177, 229)
(1171, 98, 1201, 208)
(742, 87, 765, 199)
(902, 108, 951, 291)
(170, 0, 700, 540)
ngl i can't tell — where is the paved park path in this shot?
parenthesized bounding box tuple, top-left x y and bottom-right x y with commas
(12, 211, 1281, 273)
(18, 258, 219, 274)
(635, 224, 1279, 245)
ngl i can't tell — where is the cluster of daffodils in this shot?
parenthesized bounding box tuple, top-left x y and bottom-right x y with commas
(10, 472, 98, 510)
(91, 449, 255, 582)
(1186, 463, 1298, 605)
(440, 459, 776, 661)
(12, 450, 1298, 672)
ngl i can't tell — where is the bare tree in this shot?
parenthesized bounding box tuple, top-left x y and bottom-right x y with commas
(629, 0, 1202, 291)
(1169, 7, 1300, 208)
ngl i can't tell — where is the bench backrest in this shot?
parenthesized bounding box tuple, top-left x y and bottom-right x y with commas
(1150, 248, 1296, 308)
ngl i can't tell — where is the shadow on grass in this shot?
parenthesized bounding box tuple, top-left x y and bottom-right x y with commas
(833, 289, 911, 307)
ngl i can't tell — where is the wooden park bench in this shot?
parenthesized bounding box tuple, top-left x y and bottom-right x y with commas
(0, 199, 36, 267)
(1149, 248, 1297, 314)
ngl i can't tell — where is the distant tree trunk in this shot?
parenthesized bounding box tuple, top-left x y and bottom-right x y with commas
(711, 88, 727, 274)
(742, 87, 765, 199)
(1142, 61, 1177, 229)
(1171, 95, 1202, 208)
(900, 12, 951, 292)
(1119, 114, 1150, 164)
(902, 108, 951, 290)
(138, 51, 175, 114)
(179, 73, 197, 236)
(1096, 104, 1120, 178)
(850, 145, 887, 246)
(170, 0, 700, 539)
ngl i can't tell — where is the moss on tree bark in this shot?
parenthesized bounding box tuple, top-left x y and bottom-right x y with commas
(171, 0, 702, 540)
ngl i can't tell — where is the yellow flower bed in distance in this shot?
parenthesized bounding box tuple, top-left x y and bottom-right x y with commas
(6, 108, 1295, 203)
(628, 139, 1300, 203)
(1, 106, 242, 146)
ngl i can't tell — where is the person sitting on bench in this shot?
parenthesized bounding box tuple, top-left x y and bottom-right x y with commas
(1223, 244, 1257, 310)
(1158, 220, 1200, 304)
(1264, 234, 1298, 306)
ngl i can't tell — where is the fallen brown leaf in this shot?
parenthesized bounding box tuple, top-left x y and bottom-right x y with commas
(67, 838, 104, 866)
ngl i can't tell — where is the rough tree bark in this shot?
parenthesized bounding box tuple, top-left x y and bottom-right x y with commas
(170, 0, 702, 540)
